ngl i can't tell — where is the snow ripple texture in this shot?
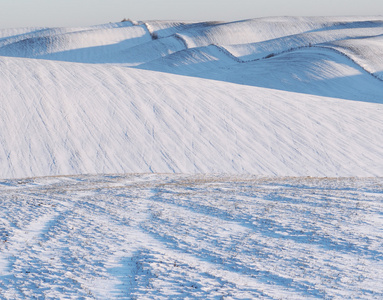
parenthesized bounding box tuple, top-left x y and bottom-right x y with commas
(0, 174, 382, 299)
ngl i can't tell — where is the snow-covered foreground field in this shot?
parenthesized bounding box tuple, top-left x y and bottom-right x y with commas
(0, 174, 382, 299)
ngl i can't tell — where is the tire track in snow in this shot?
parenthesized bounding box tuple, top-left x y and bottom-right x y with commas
(0, 213, 58, 276)
(0, 175, 382, 298)
(136, 187, 321, 298)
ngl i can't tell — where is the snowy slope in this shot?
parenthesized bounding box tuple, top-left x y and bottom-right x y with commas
(1, 16, 383, 67)
(1, 55, 383, 178)
(0, 22, 152, 63)
(323, 34, 383, 79)
(0, 16, 382, 179)
(196, 47, 383, 102)
(137, 18, 383, 80)
(224, 19, 383, 61)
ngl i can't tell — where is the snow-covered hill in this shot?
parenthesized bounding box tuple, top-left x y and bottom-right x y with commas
(0, 16, 382, 179)
(0, 54, 382, 178)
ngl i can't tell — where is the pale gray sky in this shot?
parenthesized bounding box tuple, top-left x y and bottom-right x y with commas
(1, 0, 382, 28)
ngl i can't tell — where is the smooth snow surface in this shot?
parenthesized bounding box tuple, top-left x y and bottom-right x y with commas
(1, 55, 383, 178)
(0, 174, 382, 299)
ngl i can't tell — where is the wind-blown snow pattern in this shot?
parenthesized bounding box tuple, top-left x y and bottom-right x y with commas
(0, 175, 382, 299)
(0, 16, 383, 298)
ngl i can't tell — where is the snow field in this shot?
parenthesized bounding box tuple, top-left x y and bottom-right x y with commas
(0, 175, 382, 299)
